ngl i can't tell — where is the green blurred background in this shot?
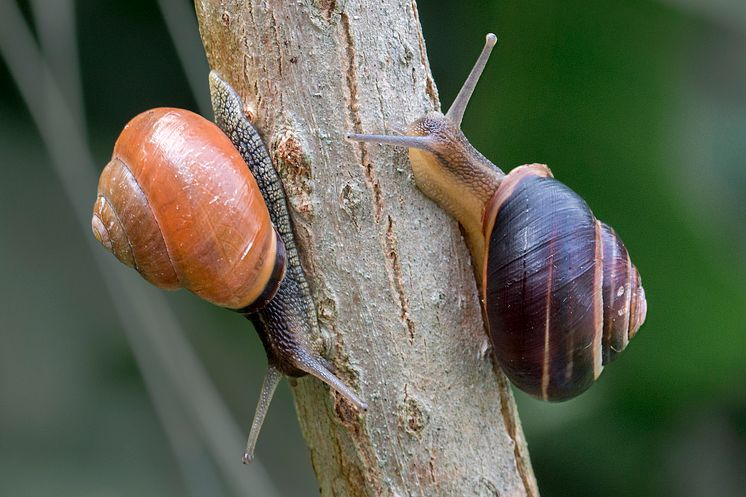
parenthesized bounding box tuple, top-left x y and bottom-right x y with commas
(1, 0, 745, 496)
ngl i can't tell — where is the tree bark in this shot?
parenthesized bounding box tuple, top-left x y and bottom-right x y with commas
(194, 1, 538, 496)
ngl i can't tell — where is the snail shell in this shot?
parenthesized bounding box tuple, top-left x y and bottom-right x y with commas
(483, 164, 647, 400)
(92, 108, 285, 310)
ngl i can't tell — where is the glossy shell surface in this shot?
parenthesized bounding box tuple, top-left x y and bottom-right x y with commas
(92, 108, 281, 309)
(482, 164, 646, 400)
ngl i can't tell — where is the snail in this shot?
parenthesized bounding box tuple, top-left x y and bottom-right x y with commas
(348, 34, 647, 400)
(92, 71, 367, 462)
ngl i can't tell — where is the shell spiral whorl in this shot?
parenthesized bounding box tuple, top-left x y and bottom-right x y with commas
(483, 164, 647, 401)
(92, 107, 284, 310)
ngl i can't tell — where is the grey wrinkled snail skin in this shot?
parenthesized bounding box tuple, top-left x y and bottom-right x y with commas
(208, 72, 367, 461)
(349, 34, 647, 401)
(92, 71, 366, 464)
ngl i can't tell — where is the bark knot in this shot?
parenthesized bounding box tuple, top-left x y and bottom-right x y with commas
(400, 391, 429, 437)
(272, 128, 313, 215)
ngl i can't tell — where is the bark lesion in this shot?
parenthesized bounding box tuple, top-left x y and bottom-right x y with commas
(385, 215, 416, 342)
(340, 11, 384, 223)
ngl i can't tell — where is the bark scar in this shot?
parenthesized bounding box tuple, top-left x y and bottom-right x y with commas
(341, 10, 383, 223)
(386, 215, 415, 342)
(496, 372, 538, 497)
(318, 0, 337, 20)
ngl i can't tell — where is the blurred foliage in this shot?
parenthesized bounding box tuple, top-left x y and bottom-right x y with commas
(1, 0, 744, 496)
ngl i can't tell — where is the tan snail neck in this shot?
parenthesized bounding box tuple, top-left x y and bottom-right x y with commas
(347, 34, 502, 273)
(406, 114, 504, 269)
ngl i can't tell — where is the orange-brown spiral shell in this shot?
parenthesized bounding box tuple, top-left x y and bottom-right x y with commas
(92, 108, 283, 310)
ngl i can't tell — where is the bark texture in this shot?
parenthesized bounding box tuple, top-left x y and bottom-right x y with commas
(195, 1, 538, 496)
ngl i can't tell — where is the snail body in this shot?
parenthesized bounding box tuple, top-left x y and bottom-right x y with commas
(349, 34, 647, 400)
(93, 72, 366, 462)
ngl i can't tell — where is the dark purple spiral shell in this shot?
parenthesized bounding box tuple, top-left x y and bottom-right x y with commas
(482, 164, 646, 401)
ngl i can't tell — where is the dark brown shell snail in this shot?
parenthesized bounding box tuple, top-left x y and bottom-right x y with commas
(348, 34, 647, 400)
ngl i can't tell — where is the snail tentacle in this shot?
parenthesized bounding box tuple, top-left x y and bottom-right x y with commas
(242, 365, 283, 464)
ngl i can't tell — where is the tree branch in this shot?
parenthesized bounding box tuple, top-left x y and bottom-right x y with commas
(195, 1, 538, 495)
